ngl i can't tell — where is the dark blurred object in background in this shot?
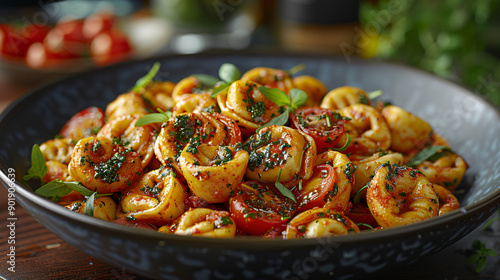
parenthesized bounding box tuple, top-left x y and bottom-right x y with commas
(151, 0, 257, 54)
(277, 0, 360, 54)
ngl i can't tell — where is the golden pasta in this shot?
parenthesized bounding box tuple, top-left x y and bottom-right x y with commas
(31, 63, 468, 236)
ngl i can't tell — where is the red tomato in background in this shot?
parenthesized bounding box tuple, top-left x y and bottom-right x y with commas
(292, 164, 336, 213)
(54, 17, 87, 42)
(83, 12, 116, 40)
(26, 41, 79, 69)
(59, 106, 105, 142)
(44, 18, 88, 57)
(90, 29, 131, 65)
(230, 180, 297, 236)
(0, 24, 31, 58)
(21, 24, 50, 43)
(290, 107, 347, 153)
(0, 23, 48, 61)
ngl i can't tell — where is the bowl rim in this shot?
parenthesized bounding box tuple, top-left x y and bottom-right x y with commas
(1, 51, 500, 250)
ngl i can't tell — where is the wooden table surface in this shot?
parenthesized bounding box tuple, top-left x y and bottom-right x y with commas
(1, 71, 499, 280)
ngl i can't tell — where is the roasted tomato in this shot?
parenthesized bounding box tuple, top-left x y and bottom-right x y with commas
(290, 107, 348, 153)
(59, 106, 105, 142)
(345, 202, 379, 230)
(292, 164, 336, 213)
(229, 180, 297, 236)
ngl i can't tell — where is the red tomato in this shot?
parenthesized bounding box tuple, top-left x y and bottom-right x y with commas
(21, 24, 50, 43)
(261, 223, 287, 239)
(292, 164, 336, 213)
(290, 107, 347, 153)
(90, 29, 131, 65)
(59, 106, 105, 142)
(229, 180, 297, 235)
(346, 203, 379, 230)
(0, 24, 30, 58)
(0, 23, 48, 59)
(44, 18, 88, 57)
(83, 12, 116, 40)
(25, 42, 79, 69)
(54, 17, 87, 42)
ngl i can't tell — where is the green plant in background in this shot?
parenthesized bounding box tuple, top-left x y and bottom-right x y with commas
(360, 0, 500, 104)
(467, 240, 498, 272)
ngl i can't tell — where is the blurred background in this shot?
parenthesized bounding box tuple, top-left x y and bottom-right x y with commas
(0, 0, 499, 110)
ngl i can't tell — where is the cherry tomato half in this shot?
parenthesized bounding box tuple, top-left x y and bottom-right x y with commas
(229, 180, 297, 236)
(59, 106, 105, 142)
(290, 107, 347, 153)
(292, 164, 336, 213)
(345, 202, 379, 230)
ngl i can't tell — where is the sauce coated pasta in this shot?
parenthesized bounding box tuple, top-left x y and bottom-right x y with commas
(29, 63, 468, 239)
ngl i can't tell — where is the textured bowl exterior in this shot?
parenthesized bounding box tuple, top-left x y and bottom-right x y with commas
(1, 52, 500, 279)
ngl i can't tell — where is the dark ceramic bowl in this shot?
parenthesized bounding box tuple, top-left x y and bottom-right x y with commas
(1, 52, 500, 280)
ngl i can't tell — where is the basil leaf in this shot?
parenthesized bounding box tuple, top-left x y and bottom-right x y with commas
(328, 134, 351, 152)
(475, 257, 487, 273)
(257, 108, 289, 132)
(131, 62, 160, 93)
(356, 223, 374, 229)
(84, 192, 96, 217)
(35, 179, 112, 202)
(353, 182, 370, 204)
(63, 181, 95, 197)
(23, 144, 48, 183)
(35, 180, 73, 202)
(288, 63, 305, 75)
(218, 63, 240, 83)
(135, 110, 172, 127)
(485, 249, 499, 257)
(289, 88, 308, 111)
(193, 74, 220, 88)
(210, 82, 230, 98)
(407, 146, 451, 167)
(275, 169, 296, 202)
(258, 86, 291, 107)
(367, 90, 383, 99)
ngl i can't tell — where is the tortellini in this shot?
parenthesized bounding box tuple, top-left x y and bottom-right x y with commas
(243, 125, 316, 186)
(320, 86, 371, 110)
(179, 144, 249, 203)
(338, 104, 391, 155)
(34, 64, 469, 239)
(217, 80, 283, 136)
(119, 168, 187, 224)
